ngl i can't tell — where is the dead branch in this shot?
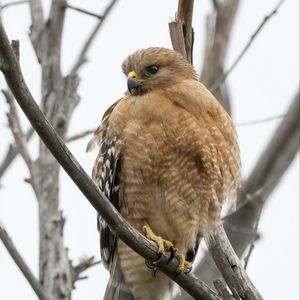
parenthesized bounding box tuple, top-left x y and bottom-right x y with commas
(0, 21, 221, 300)
(2, 89, 40, 194)
(1, 0, 28, 10)
(169, 0, 194, 64)
(66, 128, 95, 143)
(200, 0, 240, 114)
(70, 0, 119, 74)
(0, 127, 34, 184)
(0, 223, 50, 300)
(65, 3, 104, 20)
(213, 280, 235, 300)
(235, 114, 285, 127)
(210, 0, 287, 92)
(207, 225, 263, 300)
(70, 256, 101, 286)
(0, 126, 94, 184)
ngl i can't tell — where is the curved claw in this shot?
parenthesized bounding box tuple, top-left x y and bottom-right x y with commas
(167, 247, 177, 264)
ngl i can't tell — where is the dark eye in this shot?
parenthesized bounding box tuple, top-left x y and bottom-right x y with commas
(146, 65, 159, 75)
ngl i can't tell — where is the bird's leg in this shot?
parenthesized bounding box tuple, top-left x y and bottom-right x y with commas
(143, 221, 192, 273)
(143, 221, 174, 254)
(175, 253, 193, 273)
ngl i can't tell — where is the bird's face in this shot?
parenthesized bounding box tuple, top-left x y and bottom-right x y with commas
(122, 47, 196, 96)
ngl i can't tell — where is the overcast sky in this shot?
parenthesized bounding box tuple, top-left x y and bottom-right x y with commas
(0, 0, 299, 299)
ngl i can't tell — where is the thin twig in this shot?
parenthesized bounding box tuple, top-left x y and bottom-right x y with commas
(235, 114, 285, 127)
(65, 3, 104, 20)
(210, 0, 286, 92)
(0, 127, 34, 183)
(0, 223, 50, 300)
(71, 256, 101, 286)
(243, 205, 263, 270)
(0, 21, 220, 300)
(1, 0, 28, 10)
(70, 0, 119, 74)
(67, 128, 95, 143)
(0, 126, 93, 184)
(3, 90, 33, 169)
(3, 89, 39, 194)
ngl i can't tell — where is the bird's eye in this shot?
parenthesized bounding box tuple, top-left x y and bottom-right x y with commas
(146, 65, 159, 75)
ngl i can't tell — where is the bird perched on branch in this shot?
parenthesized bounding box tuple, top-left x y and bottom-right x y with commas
(88, 47, 240, 300)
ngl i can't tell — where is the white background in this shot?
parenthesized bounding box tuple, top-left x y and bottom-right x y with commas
(0, 0, 299, 299)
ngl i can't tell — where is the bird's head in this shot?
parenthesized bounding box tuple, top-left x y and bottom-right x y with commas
(121, 47, 197, 96)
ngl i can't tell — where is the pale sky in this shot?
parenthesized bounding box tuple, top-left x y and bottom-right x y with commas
(0, 0, 299, 299)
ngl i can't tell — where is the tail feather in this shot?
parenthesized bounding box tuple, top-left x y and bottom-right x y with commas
(103, 255, 134, 300)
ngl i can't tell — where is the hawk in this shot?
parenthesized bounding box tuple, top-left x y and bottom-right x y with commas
(88, 47, 240, 300)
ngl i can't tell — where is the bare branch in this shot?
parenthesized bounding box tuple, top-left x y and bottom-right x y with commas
(0, 126, 93, 184)
(210, 0, 286, 92)
(207, 225, 263, 300)
(169, 0, 194, 63)
(200, 0, 240, 114)
(1, 0, 28, 10)
(28, 0, 44, 61)
(0, 223, 50, 300)
(235, 114, 285, 127)
(213, 280, 235, 300)
(0, 127, 34, 183)
(243, 208, 261, 270)
(4, 90, 32, 168)
(66, 128, 95, 143)
(3, 89, 40, 194)
(70, 256, 101, 286)
(65, 3, 104, 20)
(0, 21, 221, 300)
(70, 0, 119, 74)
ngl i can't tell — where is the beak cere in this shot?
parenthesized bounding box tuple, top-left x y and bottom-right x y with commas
(127, 70, 143, 95)
(127, 77, 141, 95)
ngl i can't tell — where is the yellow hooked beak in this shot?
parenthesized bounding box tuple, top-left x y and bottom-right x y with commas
(127, 70, 144, 94)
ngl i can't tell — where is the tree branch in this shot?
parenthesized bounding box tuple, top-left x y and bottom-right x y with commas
(66, 128, 95, 143)
(206, 225, 263, 300)
(0, 126, 94, 185)
(169, 0, 194, 64)
(0, 223, 50, 300)
(0, 127, 34, 184)
(70, 0, 119, 74)
(65, 3, 104, 20)
(210, 0, 286, 92)
(2, 89, 40, 194)
(0, 21, 221, 300)
(70, 256, 101, 286)
(1, 0, 28, 10)
(200, 0, 240, 114)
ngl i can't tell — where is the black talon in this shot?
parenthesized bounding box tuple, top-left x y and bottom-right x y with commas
(143, 226, 149, 238)
(167, 247, 177, 264)
(145, 259, 156, 270)
(183, 266, 192, 274)
(152, 251, 163, 265)
(145, 260, 157, 277)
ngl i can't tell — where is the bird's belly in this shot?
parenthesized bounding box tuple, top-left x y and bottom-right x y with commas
(120, 128, 202, 252)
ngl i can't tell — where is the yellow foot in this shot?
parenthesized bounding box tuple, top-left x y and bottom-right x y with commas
(143, 222, 174, 254)
(176, 253, 193, 273)
(142, 222, 193, 273)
